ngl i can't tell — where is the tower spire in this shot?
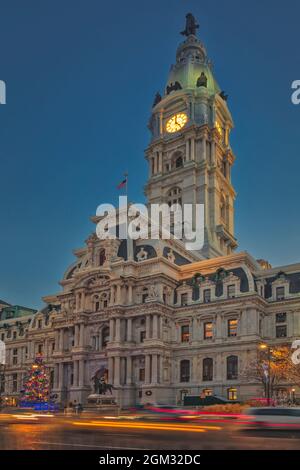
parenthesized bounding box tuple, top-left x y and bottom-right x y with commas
(180, 13, 199, 37)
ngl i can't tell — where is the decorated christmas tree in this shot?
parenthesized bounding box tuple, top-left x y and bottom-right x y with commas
(21, 355, 50, 403)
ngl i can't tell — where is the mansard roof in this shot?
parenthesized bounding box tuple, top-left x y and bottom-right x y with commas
(0, 305, 37, 321)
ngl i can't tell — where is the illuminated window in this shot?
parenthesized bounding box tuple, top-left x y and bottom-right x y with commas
(228, 388, 237, 401)
(203, 388, 213, 397)
(181, 325, 190, 343)
(204, 322, 213, 340)
(228, 319, 238, 337)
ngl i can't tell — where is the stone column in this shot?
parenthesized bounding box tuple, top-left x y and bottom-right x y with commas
(114, 356, 120, 386)
(186, 139, 190, 161)
(31, 341, 35, 359)
(73, 360, 79, 387)
(108, 357, 114, 384)
(58, 363, 64, 389)
(115, 318, 121, 342)
(128, 284, 133, 304)
(78, 360, 84, 387)
(116, 284, 122, 305)
(159, 315, 163, 340)
(202, 137, 207, 162)
(159, 151, 163, 173)
(159, 355, 163, 384)
(192, 317, 198, 341)
(44, 339, 49, 358)
(74, 324, 79, 347)
(146, 315, 151, 340)
(54, 364, 59, 389)
(151, 354, 158, 384)
(59, 329, 64, 352)
(127, 318, 132, 342)
(191, 137, 195, 160)
(126, 356, 132, 385)
(55, 331, 59, 351)
(211, 140, 216, 165)
(109, 319, 115, 342)
(153, 314, 158, 339)
(79, 324, 85, 348)
(109, 285, 115, 306)
(145, 355, 151, 384)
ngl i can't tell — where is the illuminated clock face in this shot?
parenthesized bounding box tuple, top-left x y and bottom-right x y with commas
(166, 113, 188, 133)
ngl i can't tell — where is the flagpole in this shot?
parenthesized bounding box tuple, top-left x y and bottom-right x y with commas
(124, 172, 128, 200)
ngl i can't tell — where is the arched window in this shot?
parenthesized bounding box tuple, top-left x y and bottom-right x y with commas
(99, 249, 106, 266)
(175, 156, 183, 168)
(101, 326, 110, 348)
(180, 360, 190, 383)
(227, 355, 238, 380)
(93, 296, 100, 312)
(172, 151, 184, 170)
(203, 358, 213, 381)
(100, 292, 109, 309)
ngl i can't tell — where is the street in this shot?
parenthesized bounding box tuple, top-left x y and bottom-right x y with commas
(1, 412, 300, 450)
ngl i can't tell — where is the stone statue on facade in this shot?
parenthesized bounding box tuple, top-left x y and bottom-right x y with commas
(152, 92, 162, 107)
(181, 13, 199, 37)
(136, 247, 148, 262)
(167, 249, 175, 263)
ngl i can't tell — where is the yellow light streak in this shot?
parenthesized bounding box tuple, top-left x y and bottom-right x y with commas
(72, 420, 221, 433)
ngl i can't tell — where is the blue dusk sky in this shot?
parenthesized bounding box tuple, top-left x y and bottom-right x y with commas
(0, 0, 299, 309)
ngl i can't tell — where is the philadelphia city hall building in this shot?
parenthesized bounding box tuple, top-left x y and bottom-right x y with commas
(1, 14, 300, 408)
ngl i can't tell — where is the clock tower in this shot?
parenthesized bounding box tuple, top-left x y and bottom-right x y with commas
(145, 14, 237, 259)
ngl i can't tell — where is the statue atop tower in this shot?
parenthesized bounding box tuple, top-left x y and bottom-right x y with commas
(180, 13, 199, 37)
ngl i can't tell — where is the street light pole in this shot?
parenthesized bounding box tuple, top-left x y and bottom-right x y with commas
(260, 343, 272, 405)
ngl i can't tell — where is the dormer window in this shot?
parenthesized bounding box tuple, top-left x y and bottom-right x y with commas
(276, 287, 285, 301)
(181, 293, 188, 306)
(203, 289, 211, 303)
(227, 285, 236, 299)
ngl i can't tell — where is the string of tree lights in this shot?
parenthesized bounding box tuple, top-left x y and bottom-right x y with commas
(20, 355, 50, 404)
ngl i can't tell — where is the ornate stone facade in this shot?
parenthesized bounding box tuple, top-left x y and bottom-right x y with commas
(1, 15, 300, 408)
